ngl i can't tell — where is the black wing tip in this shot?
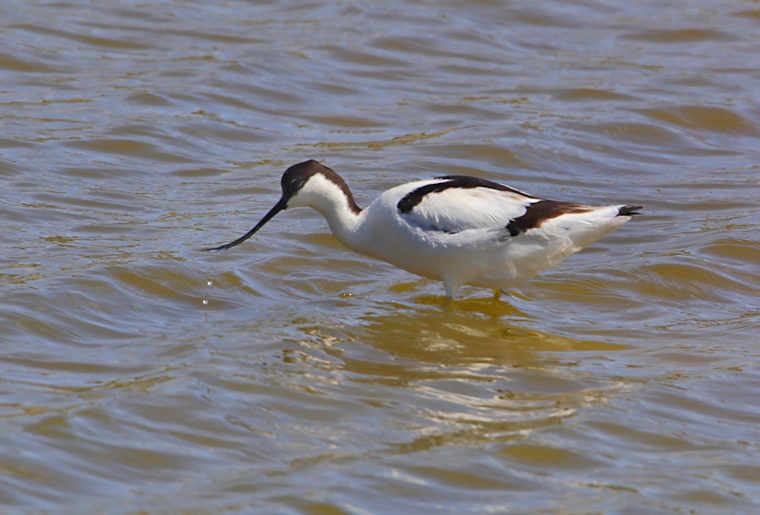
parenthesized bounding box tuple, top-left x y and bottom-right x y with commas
(617, 205, 644, 217)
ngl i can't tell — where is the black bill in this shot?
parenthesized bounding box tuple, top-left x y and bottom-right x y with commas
(205, 197, 288, 252)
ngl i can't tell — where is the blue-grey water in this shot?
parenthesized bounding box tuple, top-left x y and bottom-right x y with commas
(2, 0, 759, 512)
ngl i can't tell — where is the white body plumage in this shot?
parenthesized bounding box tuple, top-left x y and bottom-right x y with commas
(209, 160, 641, 298)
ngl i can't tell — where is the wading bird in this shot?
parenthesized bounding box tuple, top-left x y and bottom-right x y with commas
(207, 160, 641, 298)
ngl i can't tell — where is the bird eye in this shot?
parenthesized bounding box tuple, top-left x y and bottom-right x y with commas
(282, 177, 303, 193)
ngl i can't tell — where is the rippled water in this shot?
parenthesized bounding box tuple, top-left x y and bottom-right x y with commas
(2, 0, 760, 512)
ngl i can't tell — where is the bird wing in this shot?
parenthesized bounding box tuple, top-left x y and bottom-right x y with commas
(395, 176, 540, 234)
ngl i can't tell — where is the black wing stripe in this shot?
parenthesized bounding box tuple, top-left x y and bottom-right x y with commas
(397, 175, 529, 214)
(506, 200, 592, 237)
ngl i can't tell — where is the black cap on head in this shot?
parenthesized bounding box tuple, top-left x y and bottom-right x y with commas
(204, 160, 360, 252)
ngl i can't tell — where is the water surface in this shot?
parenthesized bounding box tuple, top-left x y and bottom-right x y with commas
(2, 0, 759, 512)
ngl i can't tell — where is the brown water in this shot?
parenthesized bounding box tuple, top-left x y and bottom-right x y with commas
(2, 0, 760, 512)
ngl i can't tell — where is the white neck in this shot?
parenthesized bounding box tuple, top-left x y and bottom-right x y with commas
(288, 174, 366, 251)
